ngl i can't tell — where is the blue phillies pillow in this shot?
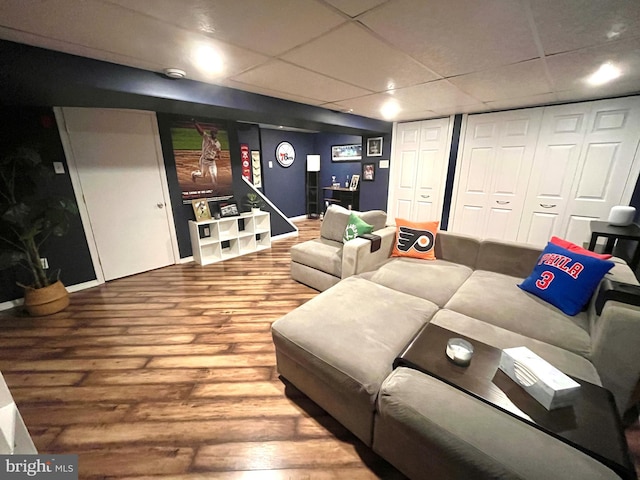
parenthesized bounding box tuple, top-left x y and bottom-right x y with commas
(518, 242, 614, 316)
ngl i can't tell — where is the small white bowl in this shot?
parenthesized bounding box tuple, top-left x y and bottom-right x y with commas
(446, 338, 474, 366)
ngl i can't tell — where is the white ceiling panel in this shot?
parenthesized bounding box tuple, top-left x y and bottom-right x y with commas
(530, 0, 640, 55)
(546, 37, 640, 92)
(323, 0, 388, 18)
(359, 0, 539, 77)
(449, 60, 553, 102)
(281, 23, 440, 92)
(105, 0, 347, 56)
(486, 93, 559, 111)
(231, 61, 372, 103)
(390, 80, 480, 111)
(0, 0, 639, 122)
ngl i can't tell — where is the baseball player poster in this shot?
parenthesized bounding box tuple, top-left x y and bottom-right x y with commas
(170, 119, 234, 203)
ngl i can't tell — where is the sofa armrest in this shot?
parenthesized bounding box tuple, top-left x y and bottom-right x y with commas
(342, 226, 396, 278)
(589, 300, 640, 414)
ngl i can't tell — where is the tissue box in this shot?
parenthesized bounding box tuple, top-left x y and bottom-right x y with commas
(499, 347, 580, 410)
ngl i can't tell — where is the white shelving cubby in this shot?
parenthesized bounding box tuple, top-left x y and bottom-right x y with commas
(189, 211, 271, 265)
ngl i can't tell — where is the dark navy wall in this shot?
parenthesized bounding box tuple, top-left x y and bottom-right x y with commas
(315, 133, 362, 191)
(314, 132, 391, 211)
(360, 133, 392, 211)
(261, 130, 315, 218)
(0, 107, 95, 303)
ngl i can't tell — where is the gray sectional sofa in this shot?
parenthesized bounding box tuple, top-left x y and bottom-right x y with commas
(273, 215, 640, 479)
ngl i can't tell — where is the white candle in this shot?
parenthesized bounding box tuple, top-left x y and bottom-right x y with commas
(446, 338, 474, 365)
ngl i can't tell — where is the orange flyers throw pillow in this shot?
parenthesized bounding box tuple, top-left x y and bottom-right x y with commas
(392, 219, 439, 260)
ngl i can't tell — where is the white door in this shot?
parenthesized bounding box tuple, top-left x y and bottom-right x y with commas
(451, 108, 542, 240)
(561, 97, 640, 245)
(517, 103, 591, 245)
(58, 108, 178, 281)
(388, 117, 453, 224)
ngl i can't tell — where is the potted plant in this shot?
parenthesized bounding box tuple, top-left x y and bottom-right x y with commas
(0, 147, 79, 316)
(244, 192, 264, 213)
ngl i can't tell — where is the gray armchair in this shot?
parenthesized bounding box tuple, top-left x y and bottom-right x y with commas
(290, 205, 395, 291)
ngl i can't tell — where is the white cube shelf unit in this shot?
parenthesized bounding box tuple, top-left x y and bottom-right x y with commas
(189, 211, 271, 265)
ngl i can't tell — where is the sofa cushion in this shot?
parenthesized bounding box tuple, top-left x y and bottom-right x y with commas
(519, 242, 614, 316)
(431, 309, 601, 385)
(321, 205, 387, 243)
(369, 257, 473, 307)
(475, 238, 542, 278)
(445, 270, 592, 357)
(320, 205, 352, 242)
(343, 212, 373, 242)
(359, 209, 387, 232)
(392, 218, 439, 260)
(290, 237, 343, 277)
(374, 368, 618, 480)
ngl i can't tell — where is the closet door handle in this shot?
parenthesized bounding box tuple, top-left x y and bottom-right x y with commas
(539, 203, 557, 208)
(420, 195, 430, 198)
(496, 200, 510, 205)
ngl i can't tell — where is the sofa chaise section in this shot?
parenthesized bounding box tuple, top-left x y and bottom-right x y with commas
(271, 276, 438, 445)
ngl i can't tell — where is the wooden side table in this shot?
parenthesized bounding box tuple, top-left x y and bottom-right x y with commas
(588, 221, 640, 270)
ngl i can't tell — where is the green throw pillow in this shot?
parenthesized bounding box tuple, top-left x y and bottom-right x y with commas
(343, 212, 373, 242)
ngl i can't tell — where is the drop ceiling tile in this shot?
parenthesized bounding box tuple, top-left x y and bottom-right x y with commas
(282, 23, 440, 92)
(0, 0, 268, 81)
(449, 60, 552, 102)
(486, 93, 558, 111)
(546, 37, 640, 92)
(231, 61, 372, 103)
(530, 0, 640, 55)
(430, 104, 489, 117)
(390, 80, 481, 111)
(328, 93, 413, 120)
(323, 0, 388, 17)
(219, 79, 326, 106)
(359, 0, 539, 76)
(105, 0, 346, 56)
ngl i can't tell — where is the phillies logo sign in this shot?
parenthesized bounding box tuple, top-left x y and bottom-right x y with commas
(240, 144, 251, 181)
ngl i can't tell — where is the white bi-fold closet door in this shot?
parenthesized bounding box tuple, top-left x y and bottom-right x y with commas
(450, 108, 543, 240)
(451, 97, 640, 246)
(387, 117, 454, 225)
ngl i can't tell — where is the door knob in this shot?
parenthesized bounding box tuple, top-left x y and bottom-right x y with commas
(157, 203, 164, 209)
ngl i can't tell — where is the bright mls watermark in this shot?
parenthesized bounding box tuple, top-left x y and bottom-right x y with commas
(1, 455, 77, 479)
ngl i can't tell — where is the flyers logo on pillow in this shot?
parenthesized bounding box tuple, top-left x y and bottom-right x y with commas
(397, 227, 435, 253)
(392, 219, 439, 260)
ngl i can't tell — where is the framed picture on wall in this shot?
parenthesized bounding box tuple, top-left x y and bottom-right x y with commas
(350, 174, 360, 190)
(331, 144, 362, 162)
(362, 163, 375, 181)
(367, 137, 383, 157)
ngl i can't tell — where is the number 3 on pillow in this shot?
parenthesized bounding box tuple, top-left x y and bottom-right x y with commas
(536, 271, 555, 290)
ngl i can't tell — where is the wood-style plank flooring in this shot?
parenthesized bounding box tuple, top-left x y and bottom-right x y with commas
(1, 218, 639, 479)
(0, 218, 405, 479)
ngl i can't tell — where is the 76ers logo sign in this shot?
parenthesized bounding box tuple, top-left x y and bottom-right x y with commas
(397, 227, 435, 253)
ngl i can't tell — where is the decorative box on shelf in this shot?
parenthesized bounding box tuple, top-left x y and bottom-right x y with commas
(499, 347, 580, 410)
(188, 211, 271, 265)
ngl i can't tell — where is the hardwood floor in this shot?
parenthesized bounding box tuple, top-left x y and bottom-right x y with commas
(1, 218, 639, 479)
(0, 218, 405, 479)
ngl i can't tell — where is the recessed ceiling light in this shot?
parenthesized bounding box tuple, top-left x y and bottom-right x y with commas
(194, 45, 224, 75)
(380, 100, 400, 120)
(587, 62, 621, 86)
(163, 68, 186, 79)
